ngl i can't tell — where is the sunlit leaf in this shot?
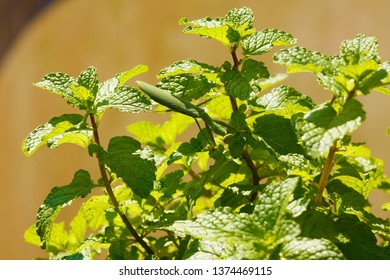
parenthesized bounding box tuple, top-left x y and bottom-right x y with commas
(242, 29, 297, 56)
(294, 99, 366, 158)
(280, 237, 344, 260)
(22, 114, 92, 156)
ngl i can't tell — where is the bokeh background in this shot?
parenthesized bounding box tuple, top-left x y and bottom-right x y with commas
(1, 0, 390, 259)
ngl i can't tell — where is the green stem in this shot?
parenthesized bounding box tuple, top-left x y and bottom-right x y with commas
(315, 89, 357, 206)
(314, 140, 338, 206)
(229, 45, 240, 112)
(242, 147, 261, 186)
(89, 114, 155, 256)
(230, 45, 260, 194)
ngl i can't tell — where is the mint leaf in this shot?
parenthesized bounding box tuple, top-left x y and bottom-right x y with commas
(276, 35, 389, 98)
(294, 99, 366, 158)
(173, 207, 257, 243)
(253, 114, 302, 155)
(214, 184, 254, 209)
(221, 59, 269, 100)
(180, 16, 231, 48)
(225, 7, 254, 29)
(253, 177, 300, 231)
(116, 65, 149, 86)
(95, 66, 151, 114)
(327, 184, 366, 215)
(99, 136, 156, 198)
(22, 114, 92, 156)
(96, 85, 151, 114)
(158, 59, 219, 79)
(180, 7, 255, 49)
(297, 209, 339, 241)
(78, 66, 99, 95)
(229, 111, 249, 131)
(280, 237, 344, 260)
(127, 113, 194, 147)
(252, 85, 315, 118)
(36, 67, 98, 110)
(253, 85, 314, 110)
(279, 153, 320, 179)
(158, 74, 215, 101)
(35, 66, 150, 113)
(341, 34, 380, 65)
(34, 72, 81, 107)
(335, 215, 390, 259)
(274, 47, 338, 74)
(79, 195, 110, 231)
(224, 7, 255, 42)
(172, 177, 302, 259)
(36, 170, 94, 249)
(158, 170, 185, 199)
(242, 29, 296, 56)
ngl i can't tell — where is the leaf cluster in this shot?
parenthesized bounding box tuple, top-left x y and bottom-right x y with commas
(22, 7, 390, 260)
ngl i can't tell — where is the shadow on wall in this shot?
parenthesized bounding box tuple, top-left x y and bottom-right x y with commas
(1, 0, 390, 259)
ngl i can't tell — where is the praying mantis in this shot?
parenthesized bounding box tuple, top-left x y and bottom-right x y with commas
(136, 81, 233, 144)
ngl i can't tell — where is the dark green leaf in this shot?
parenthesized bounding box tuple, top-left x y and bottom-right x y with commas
(230, 111, 249, 131)
(159, 170, 184, 199)
(358, 68, 388, 94)
(61, 253, 84, 260)
(214, 184, 256, 209)
(104, 136, 156, 198)
(227, 134, 245, 158)
(335, 215, 390, 259)
(298, 210, 340, 241)
(253, 114, 302, 155)
(221, 59, 269, 100)
(242, 58, 269, 80)
(328, 187, 367, 216)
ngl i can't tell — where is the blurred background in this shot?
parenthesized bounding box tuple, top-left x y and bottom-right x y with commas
(1, 0, 390, 259)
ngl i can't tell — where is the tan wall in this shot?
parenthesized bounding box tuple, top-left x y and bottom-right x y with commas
(1, 0, 390, 259)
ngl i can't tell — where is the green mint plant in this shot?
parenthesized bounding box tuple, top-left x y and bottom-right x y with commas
(22, 7, 390, 260)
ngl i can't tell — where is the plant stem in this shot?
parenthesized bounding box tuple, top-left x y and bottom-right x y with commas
(89, 114, 155, 256)
(230, 45, 260, 192)
(242, 147, 261, 186)
(231, 45, 240, 69)
(229, 46, 240, 112)
(314, 140, 338, 206)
